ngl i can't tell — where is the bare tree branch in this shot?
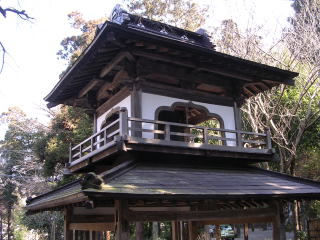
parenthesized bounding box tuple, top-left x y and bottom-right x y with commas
(0, 6, 33, 20)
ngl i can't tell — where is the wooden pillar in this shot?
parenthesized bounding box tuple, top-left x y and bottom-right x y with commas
(233, 101, 242, 130)
(115, 199, 130, 240)
(64, 207, 73, 240)
(135, 222, 143, 240)
(188, 221, 198, 240)
(271, 201, 286, 240)
(244, 223, 249, 240)
(85, 231, 90, 240)
(233, 101, 242, 147)
(74, 230, 79, 240)
(93, 113, 97, 133)
(131, 85, 142, 137)
(172, 221, 180, 240)
(273, 205, 282, 240)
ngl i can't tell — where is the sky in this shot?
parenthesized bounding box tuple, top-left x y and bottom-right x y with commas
(0, 0, 294, 139)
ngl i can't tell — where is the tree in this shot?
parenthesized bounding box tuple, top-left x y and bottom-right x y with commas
(212, 4, 320, 238)
(56, 12, 106, 65)
(0, 107, 46, 239)
(34, 106, 92, 177)
(0, 3, 33, 73)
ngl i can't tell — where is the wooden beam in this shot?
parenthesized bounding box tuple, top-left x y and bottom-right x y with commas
(73, 207, 114, 215)
(71, 215, 114, 223)
(140, 81, 234, 106)
(132, 50, 258, 83)
(243, 87, 255, 96)
(137, 58, 232, 89)
(130, 206, 190, 212)
(200, 215, 274, 225)
(69, 223, 114, 231)
(96, 82, 111, 101)
(99, 52, 134, 78)
(128, 207, 276, 222)
(78, 79, 104, 98)
(97, 69, 129, 101)
(96, 87, 130, 117)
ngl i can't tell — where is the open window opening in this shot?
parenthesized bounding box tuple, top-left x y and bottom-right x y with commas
(99, 108, 121, 147)
(156, 103, 225, 145)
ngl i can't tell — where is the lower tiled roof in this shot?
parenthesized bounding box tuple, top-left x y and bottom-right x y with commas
(26, 162, 320, 212)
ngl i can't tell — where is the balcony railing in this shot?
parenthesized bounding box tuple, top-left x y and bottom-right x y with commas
(69, 109, 272, 165)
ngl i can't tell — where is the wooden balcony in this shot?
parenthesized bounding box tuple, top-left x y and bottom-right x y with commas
(68, 109, 274, 172)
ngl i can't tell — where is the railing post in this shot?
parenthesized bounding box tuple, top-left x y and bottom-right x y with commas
(104, 128, 107, 145)
(236, 130, 242, 148)
(119, 108, 128, 138)
(90, 137, 94, 152)
(69, 143, 72, 163)
(79, 144, 82, 158)
(203, 127, 208, 144)
(165, 124, 170, 141)
(266, 129, 272, 149)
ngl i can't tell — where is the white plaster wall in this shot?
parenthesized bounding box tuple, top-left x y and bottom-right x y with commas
(140, 92, 236, 146)
(96, 95, 131, 132)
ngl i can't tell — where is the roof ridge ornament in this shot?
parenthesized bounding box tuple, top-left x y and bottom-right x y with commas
(110, 4, 130, 25)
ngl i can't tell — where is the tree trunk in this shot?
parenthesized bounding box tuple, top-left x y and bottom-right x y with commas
(215, 224, 221, 240)
(6, 205, 12, 240)
(0, 215, 3, 240)
(293, 200, 300, 239)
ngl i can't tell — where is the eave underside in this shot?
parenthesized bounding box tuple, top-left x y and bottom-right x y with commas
(45, 22, 298, 109)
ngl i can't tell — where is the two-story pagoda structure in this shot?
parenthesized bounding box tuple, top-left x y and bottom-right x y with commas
(26, 5, 320, 240)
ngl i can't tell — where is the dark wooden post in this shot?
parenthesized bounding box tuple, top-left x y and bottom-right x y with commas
(244, 223, 249, 240)
(233, 101, 242, 130)
(188, 221, 199, 240)
(172, 221, 180, 240)
(119, 108, 128, 137)
(135, 222, 143, 240)
(272, 201, 285, 240)
(233, 101, 242, 148)
(64, 207, 73, 240)
(93, 113, 97, 133)
(131, 85, 142, 137)
(115, 199, 130, 240)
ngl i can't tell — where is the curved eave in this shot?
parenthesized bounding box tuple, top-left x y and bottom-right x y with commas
(45, 21, 298, 105)
(83, 190, 320, 201)
(26, 192, 88, 213)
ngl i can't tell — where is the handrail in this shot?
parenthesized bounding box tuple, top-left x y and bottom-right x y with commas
(128, 117, 267, 136)
(69, 112, 271, 164)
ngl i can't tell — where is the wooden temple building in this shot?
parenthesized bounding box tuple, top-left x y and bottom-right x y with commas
(26, 5, 320, 240)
